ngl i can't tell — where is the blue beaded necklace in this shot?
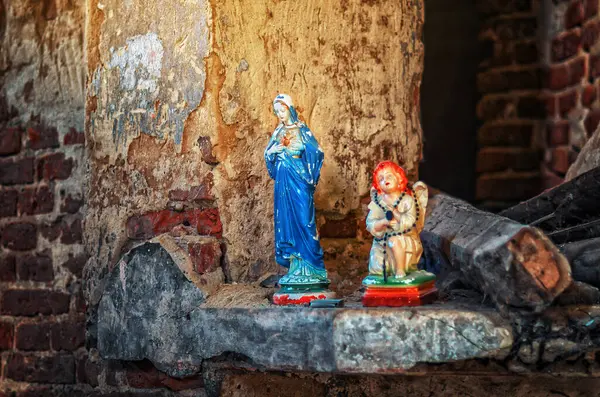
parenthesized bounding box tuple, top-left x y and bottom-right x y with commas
(372, 187, 421, 282)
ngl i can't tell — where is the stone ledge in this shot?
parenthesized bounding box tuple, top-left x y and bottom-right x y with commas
(97, 242, 512, 377)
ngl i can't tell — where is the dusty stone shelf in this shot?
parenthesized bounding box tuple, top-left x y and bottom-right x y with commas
(97, 242, 600, 378)
(97, 242, 514, 377)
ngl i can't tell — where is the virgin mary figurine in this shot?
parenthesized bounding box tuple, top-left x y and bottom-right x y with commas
(265, 94, 334, 305)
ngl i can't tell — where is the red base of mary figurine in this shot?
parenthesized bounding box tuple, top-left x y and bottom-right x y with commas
(272, 289, 336, 306)
(362, 280, 437, 307)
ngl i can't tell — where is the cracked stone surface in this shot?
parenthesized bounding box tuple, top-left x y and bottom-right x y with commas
(98, 242, 514, 377)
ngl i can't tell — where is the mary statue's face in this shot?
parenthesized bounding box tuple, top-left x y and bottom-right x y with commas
(378, 169, 399, 195)
(274, 102, 291, 125)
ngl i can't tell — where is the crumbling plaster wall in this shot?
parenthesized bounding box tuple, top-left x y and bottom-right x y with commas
(85, 0, 424, 297)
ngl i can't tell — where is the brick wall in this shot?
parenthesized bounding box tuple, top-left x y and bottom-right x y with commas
(476, 0, 600, 209)
(476, 0, 546, 209)
(544, 0, 600, 185)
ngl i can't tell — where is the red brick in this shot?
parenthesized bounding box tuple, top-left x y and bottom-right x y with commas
(494, 17, 537, 40)
(518, 95, 547, 119)
(77, 356, 100, 386)
(566, 1, 585, 29)
(582, 19, 600, 49)
(542, 165, 565, 190)
(0, 321, 14, 350)
(0, 157, 34, 185)
(590, 54, 600, 78)
(477, 96, 513, 120)
(585, 0, 599, 20)
(585, 108, 600, 133)
(476, 174, 542, 201)
(548, 121, 570, 146)
(0, 189, 18, 217)
(51, 320, 85, 351)
(188, 240, 221, 274)
(549, 146, 571, 174)
(558, 89, 578, 117)
(478, 68, 542, 93)
(125, 361, 204, 391)
(477, 0, 533, 15)
(18, 185, 54, 215)
(61, 253, 87, 278)
(17, 252, 54, 282)
(545, 63, 569, 90)
(515, 41, 538, 64)
(26, 125, 59, 150)
(1, 222, 37, 251)
(42, 217, 83, 244)
(570, 55, 588, 84)
(127, 208, 222, 239)
(197, 136, 218, 165)
(62, 128, 85, 145)
(60, 194, 83, 214)
(319, 213, 358, 238)
(0, 255, 16, 281)
(552, 30, 581, 62)
(478, 122, 534, 147)
(169, 175, 214, 202)
(0, 290, 70, 316)
(16, 322, 51, 350)
(5, 353, 75, 384)
(476, 148, 542, 173)
(582, 84, 597, 107)
(60, 217, 82, 244)
(37, 153, 73, 181)
(0, 127, 22, 156)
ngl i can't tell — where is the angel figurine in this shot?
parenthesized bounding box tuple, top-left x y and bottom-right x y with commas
(362, 161, 436, 306)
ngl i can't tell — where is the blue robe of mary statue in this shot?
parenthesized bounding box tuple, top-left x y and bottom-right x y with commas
(264, 121, 328, 285)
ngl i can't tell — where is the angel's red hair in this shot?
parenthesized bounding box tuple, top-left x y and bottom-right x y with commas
(372, 161, 408, 195)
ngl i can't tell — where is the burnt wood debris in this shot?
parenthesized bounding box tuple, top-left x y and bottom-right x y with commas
(422, 165, 600, 314)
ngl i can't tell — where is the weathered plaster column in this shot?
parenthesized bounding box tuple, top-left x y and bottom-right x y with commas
(84, 0, 424, 300)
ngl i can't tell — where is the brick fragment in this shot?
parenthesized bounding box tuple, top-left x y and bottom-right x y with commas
(26, 125, 59, 150)
(589, 53, 600, 78)
(585, 0, 599, 20)
(37, 153, 73, 181)
(478, 123, 534, 147)
(476, 174, 542, 201)
(51, 320, 85, 351)
(19, 185, 54, 215)
(582, 84, 597, 106)
(545, 63, 569, 90)
(549, 146, 571, 174)
(0, 189, 18, 217)
(565, 1, 585, 29)
(125, 360, 204, 391)
(585, 108, 600, 134)
(0, 290, 70, 316)
(548, 121, 570, 146)
(1, 222, 37, 251)
(0, 157, 34, 185)
(187, 240, 222, 274)
(16, 322, 51, 350)
(5, 353, 76, 384)
(77, 356, 100, 386)
(60, 194, 83, 214)
(0, 321, 14, 350)
(17, 252, 54, 281)
(582, 19, 600, 49)
(0, 255, 16, 281)
(127, 208, 222, 239)
(552, 30, 581, 62)
(62, 254, 88, 278)
(0, 127, 22, 156)
(515, 41, 538, 64)
(62, 128, 85, 145)
(476, 148, 542, 173)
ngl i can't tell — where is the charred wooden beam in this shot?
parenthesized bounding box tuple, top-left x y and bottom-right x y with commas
(559, 238, 600, 289)
(499, 166, 600, 244)
(422, 193, 571, 314)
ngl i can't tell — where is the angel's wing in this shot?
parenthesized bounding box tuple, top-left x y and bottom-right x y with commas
(413, 181, 428, 231)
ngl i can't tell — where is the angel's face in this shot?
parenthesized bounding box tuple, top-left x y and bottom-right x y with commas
(378, 169, 400, 194)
